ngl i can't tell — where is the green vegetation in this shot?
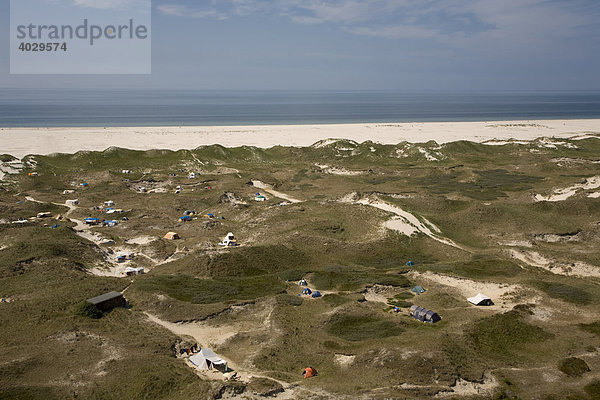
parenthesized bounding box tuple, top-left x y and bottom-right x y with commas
(135, 274, 285, 304)
(2, 137, 600, 399)
(558, 357, 590, 377)
(311, 265, 410, 291)
(469, 311, 553, 361)
(532, 281, 593, 305)
(326, 313, 404, 341)
(74, 301, 103, 319)
(579, 320, 600, 337)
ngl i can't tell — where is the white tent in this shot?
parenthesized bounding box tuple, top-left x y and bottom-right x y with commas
(189, 349, 227, 371)
(218, 232, 237, 247)
(467, 293, 493, 306)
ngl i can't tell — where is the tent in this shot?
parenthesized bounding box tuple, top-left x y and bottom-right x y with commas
(219, 232, 238, 247)
(467, 293, 494, 306)
(299, 279, 308, 286)
(411, 286, 426, 294)
(254, 194, 267, 202)
(409, 305, 441, 324)
(189, 348, 227, 371)
(302, 367, 318, 379)
(302, 288, 312, 295)
(84, 218, 100, 225)
(184, 210, 195, 216)
(164, 232, 180, 240)
(179, 216, 193, 222)
(406, 261, 415, 267)
(311, 291, 322, 298)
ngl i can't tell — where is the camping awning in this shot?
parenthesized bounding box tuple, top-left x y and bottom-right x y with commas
(467, 293, 491, 305)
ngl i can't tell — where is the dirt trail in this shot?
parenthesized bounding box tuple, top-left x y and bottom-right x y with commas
(145, 311, 332, 399)
(251, 180, 303, 203)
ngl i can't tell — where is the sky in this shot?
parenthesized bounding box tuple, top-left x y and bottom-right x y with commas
(1, 0, 599, 90)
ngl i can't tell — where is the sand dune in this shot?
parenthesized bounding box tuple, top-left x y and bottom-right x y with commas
(1, 119, 599, 158)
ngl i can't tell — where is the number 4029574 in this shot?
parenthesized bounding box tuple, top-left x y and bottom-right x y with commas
(18, 42, 67, 52)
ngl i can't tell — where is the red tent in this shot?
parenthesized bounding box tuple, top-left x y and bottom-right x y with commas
(302, 367, 317, 379)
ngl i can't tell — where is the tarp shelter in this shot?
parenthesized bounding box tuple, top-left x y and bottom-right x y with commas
(302, 288, 312, 295)
(311, 291, 322, 298)
(164, 232, 180, 240)
(303, 367, 318, 379)
(409, 305, 441, 324)
(467, 293, 494, 306)
(411, 286, 426, 294)
(189, 349, 227, 371)
(179, 216, 193, 222)
(84, 218, 100, 225)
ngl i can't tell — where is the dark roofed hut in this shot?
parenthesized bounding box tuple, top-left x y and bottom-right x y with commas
(409, 305, 441, 324)
(87, 291, 127, 312)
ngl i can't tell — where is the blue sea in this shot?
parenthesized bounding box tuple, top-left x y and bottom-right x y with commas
(0, 89, 599, 127)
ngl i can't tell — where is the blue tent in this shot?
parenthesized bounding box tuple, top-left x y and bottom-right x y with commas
(411, 286, 426, 294)
(49, 224, 60, 229)
(406, 261, 415, 267)
(180, 216, 193, 221)
(84, 218, 99, 224)
(302, 288, 312, 295)
(311, 291, 322, 298)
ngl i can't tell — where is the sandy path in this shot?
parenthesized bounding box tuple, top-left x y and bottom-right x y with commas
(1, 120, 599, 158)
(251, 180, 302, 203)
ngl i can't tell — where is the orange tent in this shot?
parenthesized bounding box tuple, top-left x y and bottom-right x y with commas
(302, 367, 317, 379)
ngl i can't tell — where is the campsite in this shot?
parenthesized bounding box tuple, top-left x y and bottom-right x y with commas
(0, 137, 600, 399)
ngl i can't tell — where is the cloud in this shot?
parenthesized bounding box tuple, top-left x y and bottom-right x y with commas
(157, 4, 228, 19)
(349, 25, 438, 39)
(73, 0, 149, 10)
(154, 0, 600, 52)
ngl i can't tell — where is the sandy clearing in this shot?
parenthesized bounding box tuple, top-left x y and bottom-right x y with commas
(146, 313, 239, 349)
(251, 180, 302, 203)
(125, 235, 157, 245)
(315, 164, 365, 176)
(498, 240, 533, 248)
(409, 271, 525, 309)
(1, 120, 599, 158)
(534, 176, 600, 202)
(508, 249, 600, 278)
(434, 374, 498, 398)
(588, 192, 600, 198)
(334, 354, 356, 368)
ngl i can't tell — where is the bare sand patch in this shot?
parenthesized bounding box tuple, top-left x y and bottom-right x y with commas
(508, 249, 600, 278)
(251, 180, 302, 203)
(534, 176, 600, 202)
(410, 271, 525, 309)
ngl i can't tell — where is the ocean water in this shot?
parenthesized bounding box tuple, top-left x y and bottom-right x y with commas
(0, 89, 599, 127)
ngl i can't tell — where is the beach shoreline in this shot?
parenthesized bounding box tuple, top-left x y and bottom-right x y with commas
(1, 119, 599, 158)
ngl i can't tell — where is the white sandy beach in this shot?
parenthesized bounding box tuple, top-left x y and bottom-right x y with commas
(1, 119, 599, 158)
